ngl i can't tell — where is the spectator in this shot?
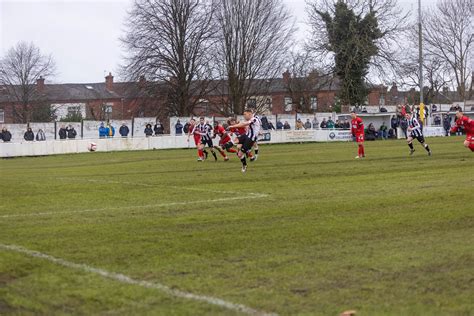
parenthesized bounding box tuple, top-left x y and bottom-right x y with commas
(183, 121, 190, 134)
(327, 118, 335, 129)
(380, 107, 387, 112)
(433, 115, 441, 126)
(67, 125, 77, 139)
(334, 120, 341, 129)
(276, 120, 283, 130)
(175, 120, 183, 135)
(379, 122, 388, 139)
(119, 122, 130, 137)
(320, 118, 327, 129)
(366, 123, 377, 140)
(312, 117, 319, 129)
(36, 129, 46, 141)
(24, 127, 34, 141)
(443, 114, 451, 136)
(399, 116, 408, 138)
(261, 116, 269, 130)
(295, 119, 304, 130)
(344, 119, 351, 129)
(283, 121, 291, 130)
(59, 125, 67, 139)
(99, 122, 107, 138)
(303, 119, 312, 129)
(1, 127, 12, 142)
(388, 128, 396, 139)
(390, 116, 399, 137)
(362, 106, 368, 113)
(268, 121, 275, 130)
(432, 104, 437, 112)
(106, 122, 115, 137)
(154, 122, 164, 135)
(144, 123, 153, 136)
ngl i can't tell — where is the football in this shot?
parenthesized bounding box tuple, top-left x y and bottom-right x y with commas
(87, 142, 97, 152)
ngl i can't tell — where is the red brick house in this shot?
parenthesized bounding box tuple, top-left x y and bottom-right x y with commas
(0, 72, 392, 124)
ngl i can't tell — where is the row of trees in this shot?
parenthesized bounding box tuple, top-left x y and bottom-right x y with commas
(1, 0, 473, 123)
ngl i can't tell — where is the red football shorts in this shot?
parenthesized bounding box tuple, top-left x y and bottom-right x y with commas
(356, 133, 364, 143)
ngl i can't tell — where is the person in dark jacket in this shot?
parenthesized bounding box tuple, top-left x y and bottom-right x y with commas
(59, 125, 67, 139)
(399, 117, 408, 138)
(144, 123, 153, 137)
(283, 121, 291, 130)
(183, 122, 190, 134)
(366, 123, 377, 141)
(175, 120, 183, 135)
(261, 116, 269, 130)
(1, 128, 12, 142)
(154, 122, 164, 135)
(24, 127, 34, 141)
(276, 120, 283, 130)
(36, 129, 46, 141)
(443, 114, 451, 136)
(320, 118, 327, 129)
(67, 125, 77, 139)
(390, 116, 399, 137)
(119, 123, 130, 137)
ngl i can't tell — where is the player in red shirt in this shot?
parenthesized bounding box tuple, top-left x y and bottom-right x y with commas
(450, 109, 474, 152)
(351, 111, 365, 159)
(186, 118, 203, 160)
(213, 121, 237, 161)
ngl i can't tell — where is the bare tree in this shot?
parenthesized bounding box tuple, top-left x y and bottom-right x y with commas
(423, 0, 473, 101)
(214, 0, 295, 115)
(121, 0, 216, 117)
(0, 42, 55, 123)
(397, 26, 453, 104)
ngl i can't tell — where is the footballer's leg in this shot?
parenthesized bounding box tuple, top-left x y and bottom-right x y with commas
(215, 144, 228, 160)
(207, 140, 218, 161)
(465, 135, 474, 151)
(418, 136, 432, 155)
(407, 136, 415, 155)
(197, 142, 205, 161)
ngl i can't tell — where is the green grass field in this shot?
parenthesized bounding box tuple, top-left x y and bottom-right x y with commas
(1, 137, 473, 316)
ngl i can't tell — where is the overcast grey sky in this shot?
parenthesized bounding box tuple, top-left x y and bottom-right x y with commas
(0, 0, 437, 84)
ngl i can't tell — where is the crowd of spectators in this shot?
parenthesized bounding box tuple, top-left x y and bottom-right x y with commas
(2, 106, 471, 143)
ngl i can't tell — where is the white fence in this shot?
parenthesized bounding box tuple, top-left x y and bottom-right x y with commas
(0, 127, 449, 158)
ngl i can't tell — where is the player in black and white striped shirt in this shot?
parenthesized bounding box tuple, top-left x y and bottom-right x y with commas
(196, 117, 218, 161)
(229, 109, 261, 172)
(405, 112, 432, 156)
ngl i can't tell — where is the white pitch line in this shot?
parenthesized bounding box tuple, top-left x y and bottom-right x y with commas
(0, 194, 268, 219)
(56, 177, 255, 196)
(0, 243, 277, 316)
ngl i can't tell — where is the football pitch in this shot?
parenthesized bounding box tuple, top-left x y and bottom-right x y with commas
(0, 137, 473, 315)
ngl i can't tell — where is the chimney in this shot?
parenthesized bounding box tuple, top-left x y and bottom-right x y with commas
(105, 72, 114, 91)
(283, 70, 291, 85)
(37, 76, 45, 93)
(390, 82, 398, 95)
(139, 75, 146, 89)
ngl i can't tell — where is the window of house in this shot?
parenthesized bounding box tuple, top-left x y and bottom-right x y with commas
(284, 97, 293, 112)
(310, 96, 318, 110)
(0, 109, 4, 123)
(67, 106, 81, 116)
(265, 97, 272, 112)
(246, 98, 257, 108)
